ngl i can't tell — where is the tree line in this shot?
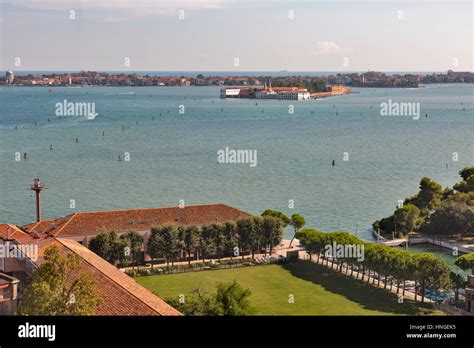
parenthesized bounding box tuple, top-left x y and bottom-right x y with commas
(147, 213, 288, 266)
(296, 229, 465, 303)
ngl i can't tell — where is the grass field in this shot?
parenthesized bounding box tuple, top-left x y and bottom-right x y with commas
(136, 261, 441, 315)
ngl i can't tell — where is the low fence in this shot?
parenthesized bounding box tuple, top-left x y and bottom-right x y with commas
(127, 255, 283, 277)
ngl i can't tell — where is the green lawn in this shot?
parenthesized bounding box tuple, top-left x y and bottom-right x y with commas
(136, 261, 441, 315)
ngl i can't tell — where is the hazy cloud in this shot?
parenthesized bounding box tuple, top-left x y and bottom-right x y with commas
(1, 0, 232, 14)
(314, 41, 348, 56)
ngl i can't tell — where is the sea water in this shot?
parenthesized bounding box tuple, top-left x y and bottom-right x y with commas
(0, 84, 472, 240)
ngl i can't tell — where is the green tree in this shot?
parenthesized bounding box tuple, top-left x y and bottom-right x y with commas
(453, 173, 474, 193)
(198, 225, 214, 262)
(180, 225, 199, 266)
(288, 214, 306, 248)
(422, 202, 474, 237)
(88, 230, 129, 265)
(120, 231, 143, 268)
(415, 253, 451, 303)
(147, 224, 180, 267)
(415, 177, 443, 211)
(394, 204, 420, 233)
(261, 209, 290, 227)
(88, 230, 118, 264)
(249, 216, 264, 258)
(236, 217, 254, 259)
(223, 221, 238, 259)
(166, 280, 253, 316)
(214, 280, 254, 315)
(210, 223, 226, 261)
(166, 288, 222, 316)
(459, 166, 474, 181)
(401, 254, 416, 297)
(18, 245, 101, 315)
(454, 252, 474, 275)
(262, 216, 283, 255)
(450, 271, 467, 305)
(296, 229, 327, 262)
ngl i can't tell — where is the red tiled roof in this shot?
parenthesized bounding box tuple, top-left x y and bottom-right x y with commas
(22, 204, 251, 238)
(34, 238, 182, 316)
(0, 224, 34, 243)
(270, 87, 308, 92)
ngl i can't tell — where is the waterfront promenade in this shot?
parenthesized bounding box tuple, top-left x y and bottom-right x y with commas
(373, 230, 474, 254)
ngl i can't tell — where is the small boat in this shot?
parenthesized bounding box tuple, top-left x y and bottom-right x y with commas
(87, 112, 98, 120)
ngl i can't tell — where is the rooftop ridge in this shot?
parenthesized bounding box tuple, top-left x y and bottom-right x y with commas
(56, 238, 181, 316)
(70, 203, 231, 215)
(19, 203, 252, 238)
(51, 213, 78, 237)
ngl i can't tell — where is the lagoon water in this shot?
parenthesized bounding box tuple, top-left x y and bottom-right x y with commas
(0, 84, 473, 240)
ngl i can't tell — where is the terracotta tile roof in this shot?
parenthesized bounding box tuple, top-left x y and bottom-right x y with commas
(22, 215, 74, 237)
(34, 238, 182, 316)
(270, 87, 308, 92)
(22, 204, 251, 238)
(0, 224, 34, 243)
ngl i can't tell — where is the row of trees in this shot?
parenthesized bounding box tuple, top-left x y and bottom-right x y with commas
(88, 230, 143, 268)
(373, 166, 474, 238)
(147, 215, 285, 266)
(296, 229, 464, 303)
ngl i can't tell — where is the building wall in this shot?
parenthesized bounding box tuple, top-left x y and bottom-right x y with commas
(0, 274, 19, 315)
(466, 275, 474, 313)
(220, 88, 241, 98)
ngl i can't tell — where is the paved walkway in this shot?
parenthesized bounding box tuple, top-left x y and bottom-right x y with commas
(122, 251, 280, 272)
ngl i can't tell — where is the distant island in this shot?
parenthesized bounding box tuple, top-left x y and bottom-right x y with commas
(1, 70, 473, 88)
(220, 80, 351, 100)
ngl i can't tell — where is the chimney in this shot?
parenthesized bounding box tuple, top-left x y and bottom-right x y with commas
(6, 227, 12, 241)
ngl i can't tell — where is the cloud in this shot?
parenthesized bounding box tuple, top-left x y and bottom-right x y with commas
(314, 41, 347, 56)
(2, 0, 232, 14)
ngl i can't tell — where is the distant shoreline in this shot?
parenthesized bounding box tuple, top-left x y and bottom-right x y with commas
(3, 70, 473, 88)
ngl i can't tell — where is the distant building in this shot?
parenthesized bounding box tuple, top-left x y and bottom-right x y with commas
(220, 88, 242, 98)
(326, 85, 350, 95)
(255, 87, 310, 100)
(5, 70, 14, 85)
(220, 80, 310, 100)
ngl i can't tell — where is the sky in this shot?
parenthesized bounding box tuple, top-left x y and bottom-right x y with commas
(0, 0, 472, 72)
